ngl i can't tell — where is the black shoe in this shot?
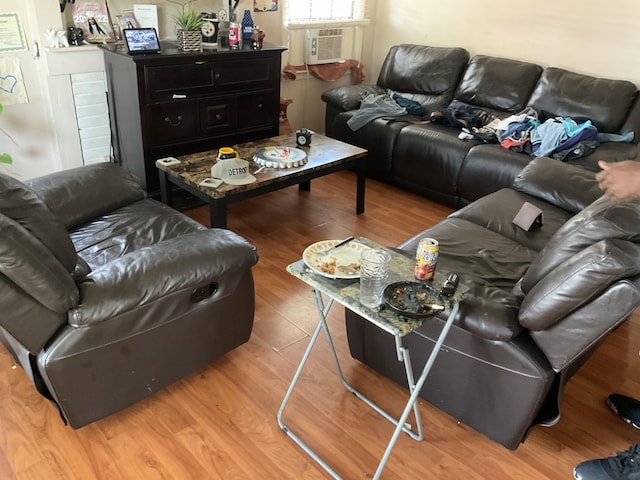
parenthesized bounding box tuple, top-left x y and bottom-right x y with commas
(608, 394, 640, 429)
(574, 444, 640, 479)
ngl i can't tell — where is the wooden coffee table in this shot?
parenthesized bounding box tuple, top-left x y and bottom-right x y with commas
(156, 133, 368, 228)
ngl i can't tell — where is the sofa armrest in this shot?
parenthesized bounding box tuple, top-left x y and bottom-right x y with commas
(69, 230, 258, 327)
(321, 84, 384, 112)
(512, 157, 602, 213)
(27, 163, 146, 230)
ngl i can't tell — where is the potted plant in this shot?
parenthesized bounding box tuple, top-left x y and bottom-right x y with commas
(172, 2, 204, 52)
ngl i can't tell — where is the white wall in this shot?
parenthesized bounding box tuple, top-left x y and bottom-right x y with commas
(3, 0, 640, 179)
(371, 0, 640, 87)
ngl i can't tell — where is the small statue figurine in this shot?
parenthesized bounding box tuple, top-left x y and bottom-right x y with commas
(251, 26, 265, 49)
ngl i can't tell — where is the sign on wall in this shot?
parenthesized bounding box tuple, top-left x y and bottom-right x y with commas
(0, 12, 28, 53)
(0, 57, 29, 105)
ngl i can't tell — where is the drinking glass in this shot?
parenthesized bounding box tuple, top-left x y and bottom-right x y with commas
(359, 249, 391, 308)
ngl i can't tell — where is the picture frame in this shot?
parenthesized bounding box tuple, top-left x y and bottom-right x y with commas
(254, 0, 277, 12)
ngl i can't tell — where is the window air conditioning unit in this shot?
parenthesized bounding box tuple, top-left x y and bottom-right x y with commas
(305, 28, 344, 65)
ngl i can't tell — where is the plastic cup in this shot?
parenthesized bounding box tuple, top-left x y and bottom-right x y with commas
(359, 249, 391, 308)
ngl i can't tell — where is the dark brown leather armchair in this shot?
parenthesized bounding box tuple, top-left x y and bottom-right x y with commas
(0, 163, 258, 428)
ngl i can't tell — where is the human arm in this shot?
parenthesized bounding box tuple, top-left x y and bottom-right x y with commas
(596, 160, 640, 201)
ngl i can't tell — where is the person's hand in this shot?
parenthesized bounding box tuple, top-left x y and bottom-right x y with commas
(596, 160, 640, 201)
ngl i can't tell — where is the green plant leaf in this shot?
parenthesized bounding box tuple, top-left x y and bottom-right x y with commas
(0, 153, 12, 164)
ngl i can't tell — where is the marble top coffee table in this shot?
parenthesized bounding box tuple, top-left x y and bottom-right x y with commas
(156, 133, 368, 228)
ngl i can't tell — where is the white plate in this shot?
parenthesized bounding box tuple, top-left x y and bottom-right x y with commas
(303, 239, 370, 279)
(253, 146, 308, 168)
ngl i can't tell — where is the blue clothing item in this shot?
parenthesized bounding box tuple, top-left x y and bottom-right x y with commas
(531, 119, 568, 157)
(391, 93, 426, 117)
(347, 93, 407, 131)
(597, 131, 634, 143)
(560, 117, 593, 137)
(554, 125, 598, 153)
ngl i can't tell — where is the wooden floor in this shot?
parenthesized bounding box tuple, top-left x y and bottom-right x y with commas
(2, 170, 640, 479)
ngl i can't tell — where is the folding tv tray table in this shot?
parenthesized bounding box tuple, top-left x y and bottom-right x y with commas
(279, 237, 466, 479)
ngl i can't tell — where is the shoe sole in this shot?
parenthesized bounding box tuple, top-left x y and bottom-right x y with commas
(606, 397, 640, 429)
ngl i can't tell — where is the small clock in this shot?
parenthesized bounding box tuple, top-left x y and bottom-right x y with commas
(296, 128, 312, 147)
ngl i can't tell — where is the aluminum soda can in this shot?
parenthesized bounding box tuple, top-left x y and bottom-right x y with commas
(229, 22, 240, 48)
(415, 238, 439, 280)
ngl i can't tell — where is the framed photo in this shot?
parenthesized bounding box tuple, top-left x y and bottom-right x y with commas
(254, 0, 277, 12)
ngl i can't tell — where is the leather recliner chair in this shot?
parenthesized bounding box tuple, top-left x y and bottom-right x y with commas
(0, 163, 258, 428)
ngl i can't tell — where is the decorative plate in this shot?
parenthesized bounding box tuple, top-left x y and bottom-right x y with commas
(254, 146, 308, 169)
(383, 281, 446, 318)
(303, 240, 370, 279)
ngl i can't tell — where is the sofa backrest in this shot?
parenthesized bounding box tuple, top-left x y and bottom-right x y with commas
(527, 67, 638, 134)
(0, 174, 80, 353)
(516, 195, 640, 337)
(455, 55, 543, 115)
(377, 44, 470, 113)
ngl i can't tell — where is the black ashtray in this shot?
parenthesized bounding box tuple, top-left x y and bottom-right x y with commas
(383, 281, 446, 319)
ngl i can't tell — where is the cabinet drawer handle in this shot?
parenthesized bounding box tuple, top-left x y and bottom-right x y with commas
(164, 115, 183, 126)
(214, 73, 220, 80)
(257, 103, 263, 109)
(215, 114, 222, 120)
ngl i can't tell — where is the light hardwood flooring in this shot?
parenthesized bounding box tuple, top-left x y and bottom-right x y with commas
(1, 170, 640, 479)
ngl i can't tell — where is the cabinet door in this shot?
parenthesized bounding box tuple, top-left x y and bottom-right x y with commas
(236, 90, 276, 131)
(147, 101, 198, 143)
(213, 58, 273, 89)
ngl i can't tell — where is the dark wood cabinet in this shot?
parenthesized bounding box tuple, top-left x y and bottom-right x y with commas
(101, 42, 286, 192)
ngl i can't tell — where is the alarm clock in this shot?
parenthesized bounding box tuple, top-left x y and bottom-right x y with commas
(201, 13, 219, 46)
(296, 128, 312, 147)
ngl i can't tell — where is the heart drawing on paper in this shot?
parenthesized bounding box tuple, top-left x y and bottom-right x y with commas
(0, 75, 18, 94)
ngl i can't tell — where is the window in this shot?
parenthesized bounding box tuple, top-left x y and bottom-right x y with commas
(282, 0, 369, 65)
(286, 0, 366, 25)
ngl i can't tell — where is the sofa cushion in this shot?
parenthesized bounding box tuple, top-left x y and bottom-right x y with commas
(527, 68, 638, 134)
(519, 239, 640, 330)
(27, 163, 146, 230)
(0, 214, 78, 314)
(377, 44, 470, 113)
(399, 218, 537, 340)
(0, 173, 77, 272)
(450, 188, 573, 253)
(521, 195, 640, 293)
(71, 198, 205, 270)
(455, 55, 542, 113)
(512, 157, 602, 214)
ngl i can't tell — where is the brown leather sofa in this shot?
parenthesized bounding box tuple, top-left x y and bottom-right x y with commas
(0, 163, 258, 428)
(345, 157, 640, 449)
(322, 44, 640, 207)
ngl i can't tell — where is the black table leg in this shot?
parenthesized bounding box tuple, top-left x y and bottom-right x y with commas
(356, 158, 366, 214)
(299, 180, 311, 192)
(158, 170, 173, 207)
(209, 198, 228, 229)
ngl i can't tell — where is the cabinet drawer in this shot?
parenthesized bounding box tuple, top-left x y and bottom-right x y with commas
(199, 96, 236, 134)
(148, 101, 198, 143)
(237, 91, 276, 130)
(145, 64, 214, 101)
(213, 58, 273, 89)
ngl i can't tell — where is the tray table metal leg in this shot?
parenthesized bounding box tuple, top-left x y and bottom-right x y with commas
(278, 288, 459, 479)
